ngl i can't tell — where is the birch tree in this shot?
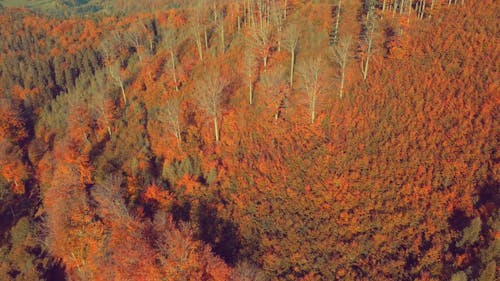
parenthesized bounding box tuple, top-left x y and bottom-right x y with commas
(361, 10, 376, 81)
(260, 65, 288, 120)
(108, 62, 127, 105)
(124, 22, 150, 62)
(298, 56, 326, 124)
(189, 1, 207, 62)
(248, 23, 272, 70)
(100, 34, 127, 104)
(162, 27, 181, 91)
(331, 0, 342, 45)
(282, 22, 299, 88)
(158, 95, 183, 146)
(330, 35, 351, 98)
(243, 48, 258, 105)
(195, 71, 227, 143)
(214, 8, 226, 54)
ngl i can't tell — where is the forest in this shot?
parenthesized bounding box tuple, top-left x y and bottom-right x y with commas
(0, 0, 498, 280)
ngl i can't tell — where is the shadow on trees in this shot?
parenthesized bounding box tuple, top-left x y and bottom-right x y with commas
(476, 180, 499, 207)
(448, 209, 470, 232)
(197, 202, 241, 266)
(42, 260, 66, 281)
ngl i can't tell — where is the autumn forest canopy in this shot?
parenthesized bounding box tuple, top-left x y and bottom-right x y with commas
(0, 0, 498, 280)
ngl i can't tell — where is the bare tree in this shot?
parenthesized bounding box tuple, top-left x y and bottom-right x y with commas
(158, 95, 183, 146)
(99, 32, 126, 65)
(331, 0, 342, 45)
(361, 10, 376, 81)
(230, 261, 266, 281)
(270, 2, 285, 52)
(330, 35, 351, 98)
(189, 2, 207, 62)
(248, 23, 272, 70)
(124, 22, 150, 62)
(92, 175, 130, 222)
(195, 71, 228, 143)
(298, 56, 326, 124)
(417, 0, 427, 19)
(99, 33, 127, 104)
(260, 65, 288, 121)
(214, 8, 226, 54)
(282, 22, 299, 87)
(243, 48, 258, 105)
(106, 62, 126, 105)
(162, 27, 181, 91)
(89, 71, 114, 137)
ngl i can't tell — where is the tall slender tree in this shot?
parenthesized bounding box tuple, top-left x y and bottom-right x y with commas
(330, 35, 351, 98)
(283, 22, 300, 88)
(298, 56, 326, 124)
(195, 70, 227, 143)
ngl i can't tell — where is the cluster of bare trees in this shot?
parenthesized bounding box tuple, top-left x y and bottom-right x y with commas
(379, 0, 463, 19)
(95, 0, 469, 144)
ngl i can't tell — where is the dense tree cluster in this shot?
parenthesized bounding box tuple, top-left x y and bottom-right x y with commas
(0, 1, 498, 280)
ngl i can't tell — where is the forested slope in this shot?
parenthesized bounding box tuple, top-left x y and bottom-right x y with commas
(0, 0, 498, 280)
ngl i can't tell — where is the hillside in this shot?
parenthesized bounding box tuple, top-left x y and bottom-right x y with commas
(0, 0, 498, 280)
(0, 0, 188, 16)
(0, 0, 106, 15)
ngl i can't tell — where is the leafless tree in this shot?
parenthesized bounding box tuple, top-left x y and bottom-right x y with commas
(124, 22, 150, 62)
(195, 71, 228, 143)
(158, 95, 183, 146)
(361, 10, 376, 81)
(331, 0, 342, 44)
(88, 71, 114, 137)
(243, 48, 258, 105)
(213, 7, 226, 54)
(260, 65, 288, 121)
(189, 1, 207, 62)
(99, 33, 128, 104)
(99, 32, 125, 65)
(162, 27, 181, 91)
(282, 22, 299, 87)
(248, 23, 272, 70)
(230, 261, 266, 281)
(92, 175, 131, 223)
(330, 35, 351, 98)
(298, 56, 326, 124)
(270, 2, 285, 51)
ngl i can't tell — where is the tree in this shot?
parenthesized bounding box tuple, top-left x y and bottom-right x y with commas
(161, 27, 181, 91)
(99, 31, 126, 66)
(108, 62, 127, 105)
(189, 1, 208, 62)
(214, 8, 226, 54)
(89, 73, 116, 138)
(270, 1, 285, 52)
(248, 22, 272, 70)
(243, 48, 258, 105)
(282, 22, 300, 88)
(153, 212, 232, 280)
(0, 139, 29, 194)
(158, 94, 183, 146)
(331, 0, 342, 45)
(259, 65, 288, 120)
(298, 56, 326, 124)
(0, 98, 29, 143)
(330, 35, 351, 98)
(361, 10, 376, 81)
(124, 21, 151, 62)
(195, 69, 228, 143)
